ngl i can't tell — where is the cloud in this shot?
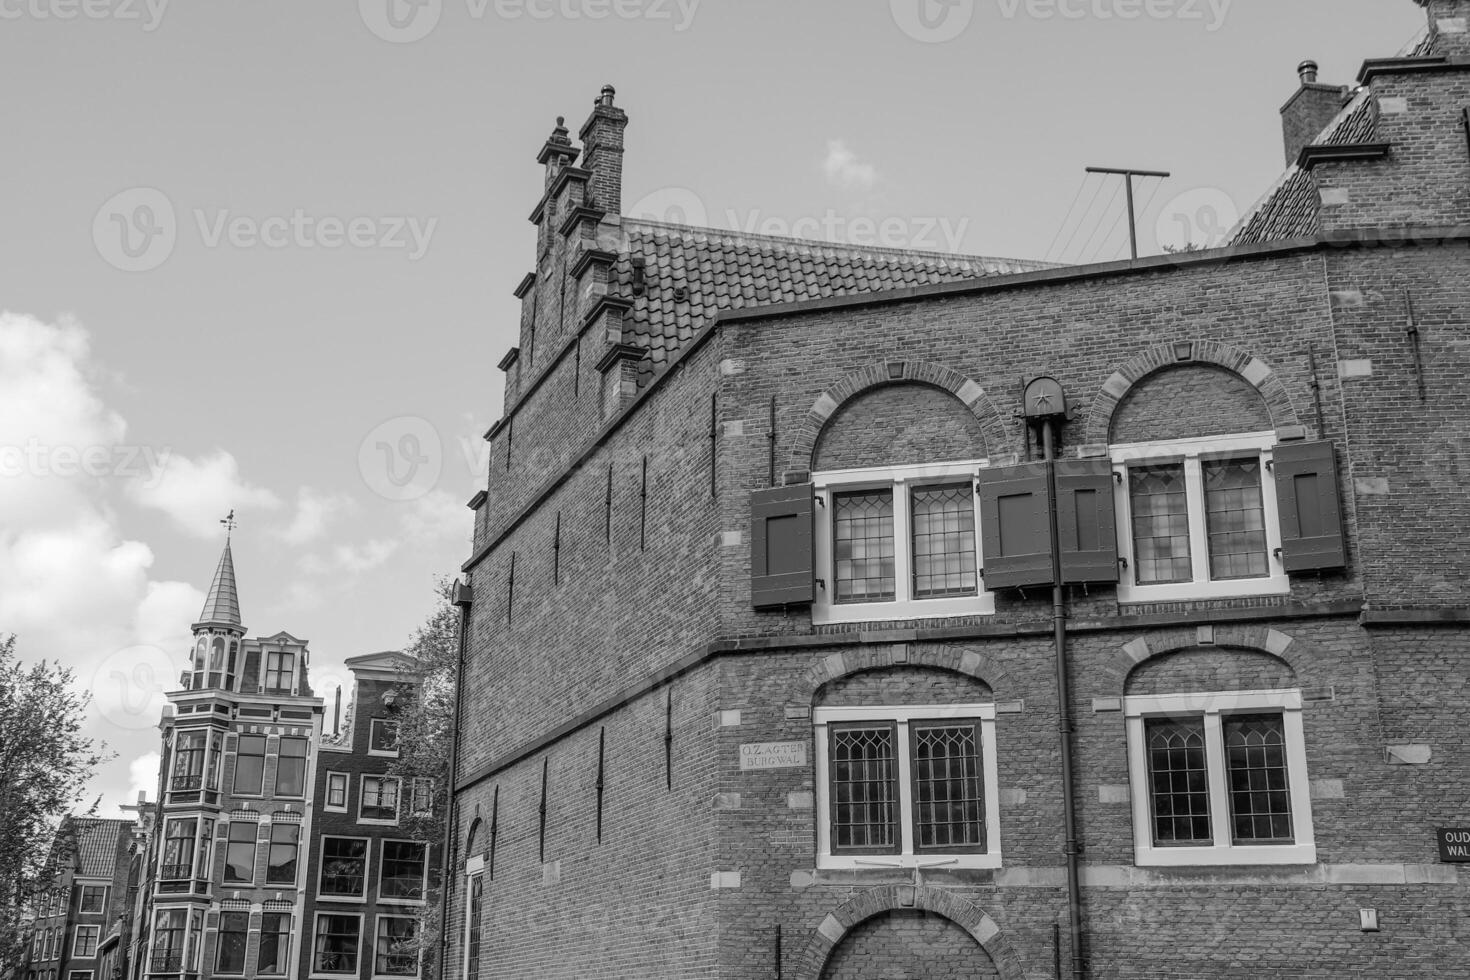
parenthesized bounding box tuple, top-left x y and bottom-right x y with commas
(301, 538, 399, 577)
(127, 752, 160, 806)
(277, 487, 358, 545)
(130, 448, 281, 537)
(823, 139, 878, 191)
(0, 312, 219, 820)
(402, 489, 470, 542)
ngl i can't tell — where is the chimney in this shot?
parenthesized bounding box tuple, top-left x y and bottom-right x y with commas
(1421, 0, 1470, 56)
(333, 684, 342, 734)
(1281, 61, 1350, 166)
(579, 84, 629, 216)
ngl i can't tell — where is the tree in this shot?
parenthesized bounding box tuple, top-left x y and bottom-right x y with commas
(386, 578, 460, 980)
(0, 635, 109, 977)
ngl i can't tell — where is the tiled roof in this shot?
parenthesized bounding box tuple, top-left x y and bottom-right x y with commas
(1230, 88, 1378, 246)
(71, 818, 129, 878)
(610, 220, 1055, 383)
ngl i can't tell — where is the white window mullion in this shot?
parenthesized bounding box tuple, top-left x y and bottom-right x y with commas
(1184, 457, 1210, 585)
(894, 720, 914, 857)
(892, 478, 912, 603)
(1202, 710, 1230, 848)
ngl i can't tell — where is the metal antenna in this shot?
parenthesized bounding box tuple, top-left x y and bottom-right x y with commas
(1084, 166, 1171, 259)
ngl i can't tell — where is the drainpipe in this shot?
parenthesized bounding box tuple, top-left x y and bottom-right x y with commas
(1040, 415, 1085, 980)
(438, 580, 473, 980)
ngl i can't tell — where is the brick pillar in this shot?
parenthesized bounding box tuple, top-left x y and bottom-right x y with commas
(1422, 0, 1470, 56)
(579, 85, 628, 216)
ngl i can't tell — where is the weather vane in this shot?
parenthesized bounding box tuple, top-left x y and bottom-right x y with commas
(220, 509, 237, 537)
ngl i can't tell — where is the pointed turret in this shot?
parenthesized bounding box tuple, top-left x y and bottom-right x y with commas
(193, 538, 243, 632)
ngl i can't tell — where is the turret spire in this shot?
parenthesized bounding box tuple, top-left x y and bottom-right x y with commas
(194, 515, 242, 632)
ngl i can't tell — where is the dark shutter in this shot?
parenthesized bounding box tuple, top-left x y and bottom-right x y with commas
(1272, 440, 1347, 572)
(750, 484, 815, 608)
(976, 463, 1054, 589)
(1056, 458, 1120, 583)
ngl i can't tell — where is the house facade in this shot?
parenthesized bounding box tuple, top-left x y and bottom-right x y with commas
(298, 652, 435, 980)
(143, 540, 325, 980)
(20, 819, 134, 980)
(445, 2, 1470, 978)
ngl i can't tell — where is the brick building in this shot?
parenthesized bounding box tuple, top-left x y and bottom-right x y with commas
(444, 1, 1470, 977)
(142, 538, 325, 980)
(20, 819, 134, 980)
(299, 652, 435, 980)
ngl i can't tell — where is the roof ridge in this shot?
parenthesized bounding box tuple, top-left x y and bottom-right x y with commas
(622, 217, 1055, 273)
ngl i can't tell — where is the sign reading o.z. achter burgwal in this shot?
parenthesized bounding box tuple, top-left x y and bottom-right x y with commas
(1437, 828, 1470, 862)
(739, 741, 807, 770)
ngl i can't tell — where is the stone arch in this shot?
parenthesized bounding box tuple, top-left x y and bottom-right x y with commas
(1099, 625, 1320, 695)
(785, 361, 1009, 483)
(803, 643, 1014, 703)
(791, 885, 1024, 980)
(1083, 342, 1302, 446)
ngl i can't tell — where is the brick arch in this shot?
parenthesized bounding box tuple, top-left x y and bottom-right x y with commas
(1098, 625, 1319, 695)
(803, 643, 1014, 702)
(1083, 342, 1302, 445)
(791, 885, 1024, 980)
(785, 362, 1009, 482)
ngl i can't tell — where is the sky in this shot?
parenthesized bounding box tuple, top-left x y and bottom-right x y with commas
(0, 0, 1431, 819)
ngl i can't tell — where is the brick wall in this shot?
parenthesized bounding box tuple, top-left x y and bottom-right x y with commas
(818, 910, 1000, 979)
(1109, 363, 1275, 443)
(812, 382, 990, 470)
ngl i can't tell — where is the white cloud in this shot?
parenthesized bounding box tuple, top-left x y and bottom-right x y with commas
(130, 448, 281, 537)
(0, 312, 224, 820)
(301, 538, 399, 577)
(403, 489, 470, 541)
(823, 139, 878, 191)
(277, 487, 358, 545)
(127, 752, 160, 805)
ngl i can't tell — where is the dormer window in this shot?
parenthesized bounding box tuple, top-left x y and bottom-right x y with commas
(369, 719, 400, 757)
(265, 651, 295, 696)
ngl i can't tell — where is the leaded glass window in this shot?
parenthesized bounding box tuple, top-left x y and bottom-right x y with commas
(910, 483, 978, 599)
(1225, 713, 1294, 843)
(827, 723, 898, 852)
(1145, 717, 1212, 845)
(910, 721, 985, 851)
(833, 490, 895, 602)
(1204, 457, 1269, 579)
(1129, 464, 1192, 584)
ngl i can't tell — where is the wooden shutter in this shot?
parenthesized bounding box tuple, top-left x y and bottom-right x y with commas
(1272, 440, 1347, 572)
(976, 463, 1054, 589)
(750, 484, 815, 608)
(1056, 458, 1119, 583)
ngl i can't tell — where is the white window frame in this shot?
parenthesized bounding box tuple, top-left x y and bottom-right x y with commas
(368, 719, 400, 757)
(324, 772, 350, 813)
(255, 911, 293, 977)
(371, 915, 421, 980)
(75, 884, 107, 914)
(813, 703, 1000, 870)
(360, 776, 401, 826)
(71, 927, 100, 959)
(1111, 431, 1290, 603)
(1124, 688, 1316, 867)
(68, 971, 93, 980)
(812, 460, 995, 625)
(377, 839, 429, 905)
(317, 836, 371, 902)
(309, 911, 364, 980)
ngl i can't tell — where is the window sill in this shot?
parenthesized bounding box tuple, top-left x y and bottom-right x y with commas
(357, 818, 399, 827)
(812, 593, 995, 625)
(313, 894, 367, 904)
(816, 852, 1002, 871)
(366, 750, 401, 758)
(1135, 843, 1316, 867)
(324, 806, 349, 814)
(1117, 573, 1289, 605)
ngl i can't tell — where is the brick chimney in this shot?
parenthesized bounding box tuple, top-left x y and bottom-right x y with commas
(1281, 61, 1349, 166)
(579, 84, 628, 216)
(1420, 0, 1470, 56)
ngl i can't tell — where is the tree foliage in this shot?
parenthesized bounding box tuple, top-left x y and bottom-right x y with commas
(386, 578, 460, 978)
(0, 635, 108, 975)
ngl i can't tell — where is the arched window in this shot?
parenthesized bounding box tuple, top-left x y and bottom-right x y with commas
(208, 637, 225, 687)
(463, 818, 484, 980)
